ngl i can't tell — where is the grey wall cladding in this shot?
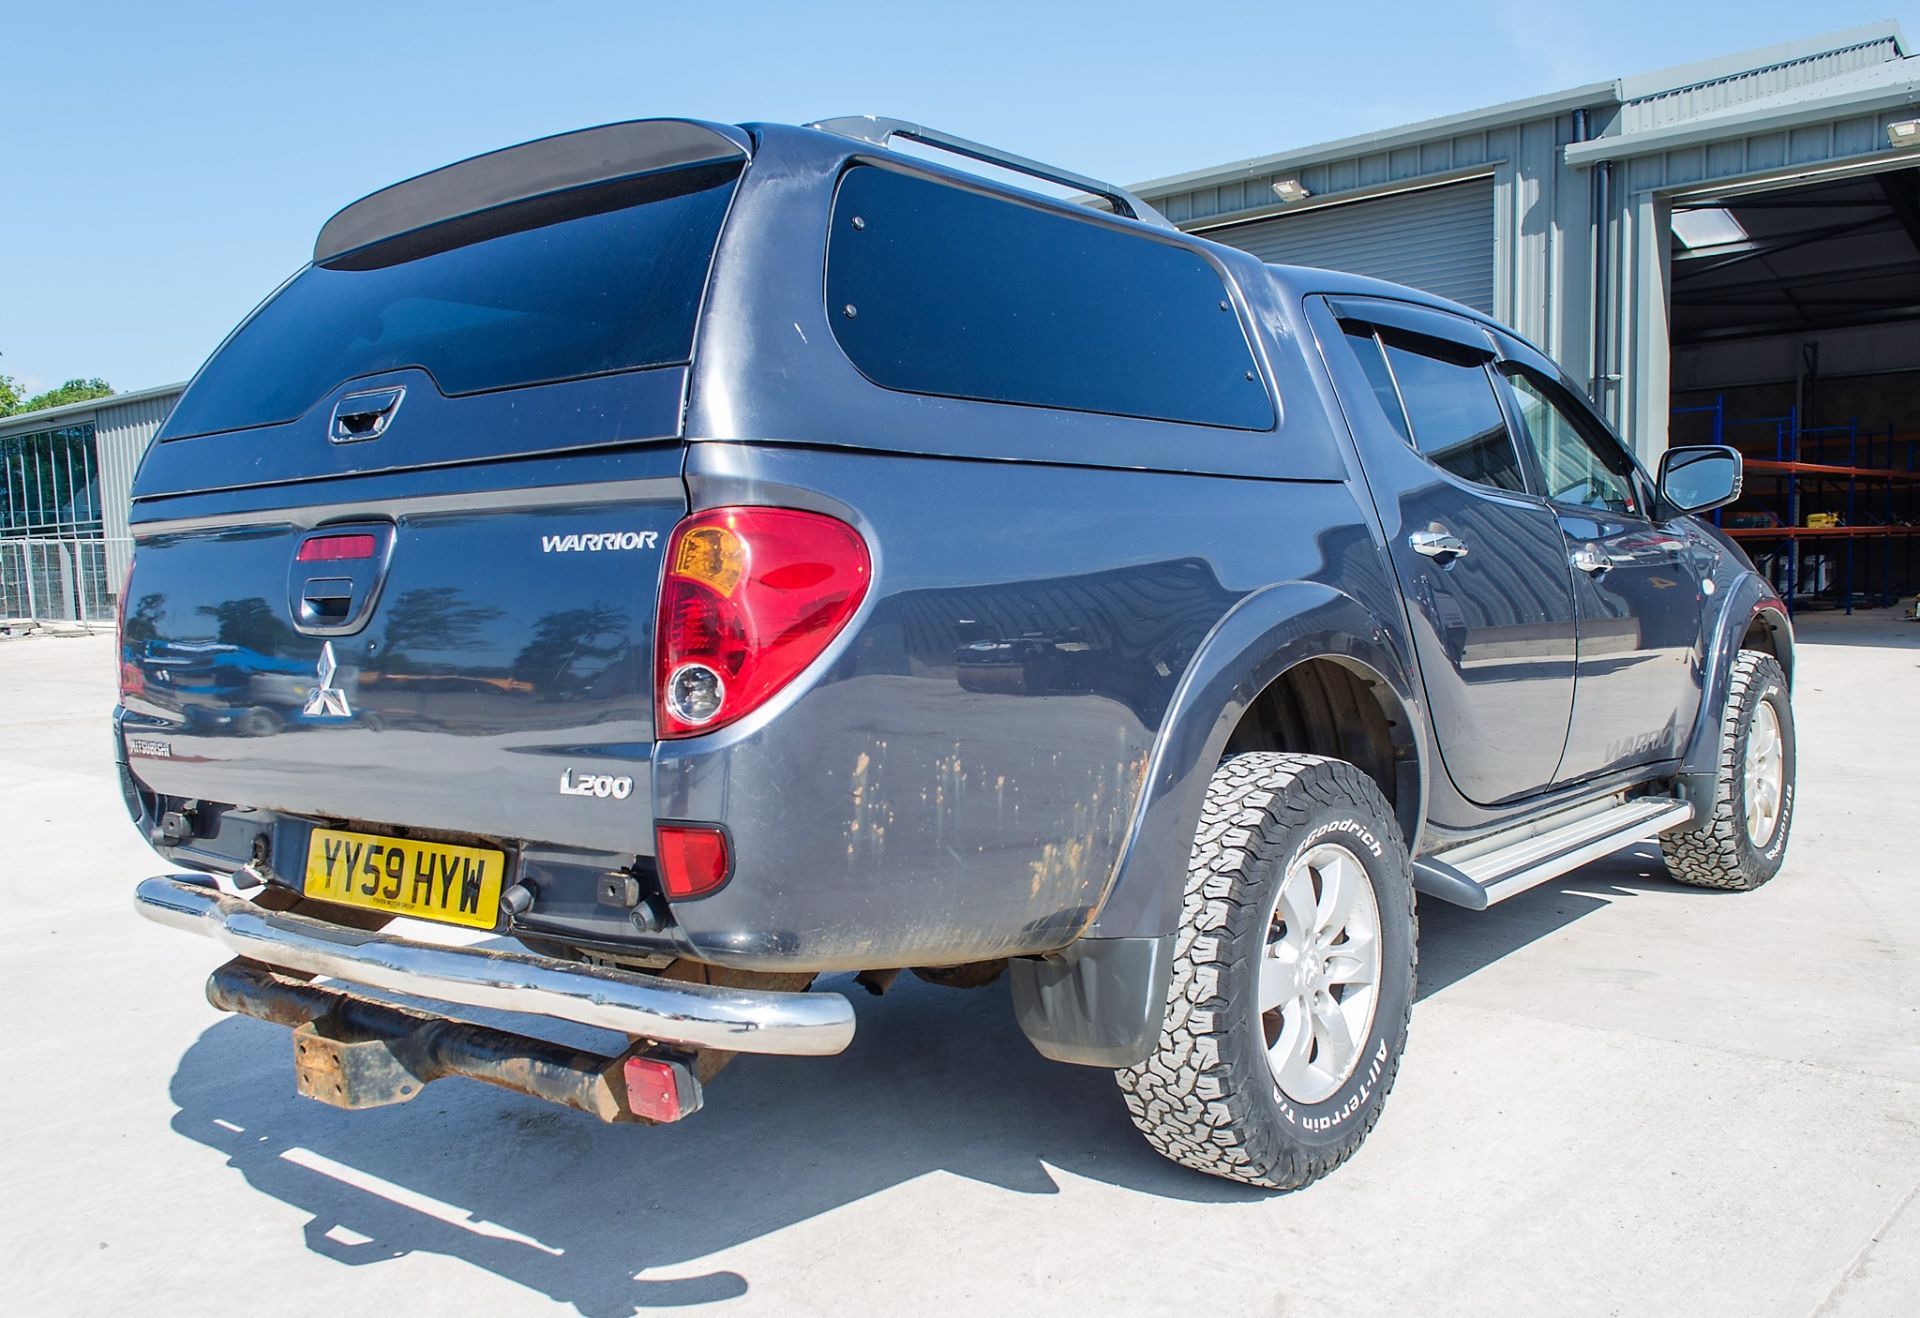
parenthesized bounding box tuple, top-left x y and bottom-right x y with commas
(1202, 178, 1496, 313)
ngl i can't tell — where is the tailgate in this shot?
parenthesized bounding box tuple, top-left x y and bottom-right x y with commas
(116, 139, 740, 854)
(119, 435, 686, 855)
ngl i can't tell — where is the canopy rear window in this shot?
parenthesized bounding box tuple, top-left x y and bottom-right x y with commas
(164, 161, 740, 439)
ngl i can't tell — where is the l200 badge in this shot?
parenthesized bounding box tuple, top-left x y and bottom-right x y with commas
(559, 768, 635, 800)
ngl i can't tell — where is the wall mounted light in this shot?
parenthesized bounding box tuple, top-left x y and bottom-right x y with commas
(1888, 119, 1920, 148)
(1271, 178, 1311, 203)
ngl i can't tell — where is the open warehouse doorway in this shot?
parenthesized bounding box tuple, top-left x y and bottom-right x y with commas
(1668, 163, 1920, 612)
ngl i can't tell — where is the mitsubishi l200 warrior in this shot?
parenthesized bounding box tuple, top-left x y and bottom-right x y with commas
(122, 117, 1797, 1188)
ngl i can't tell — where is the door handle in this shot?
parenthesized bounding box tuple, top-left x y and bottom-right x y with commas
(1409, 530, 1469, 563)
(1571, 544, 1612, 575)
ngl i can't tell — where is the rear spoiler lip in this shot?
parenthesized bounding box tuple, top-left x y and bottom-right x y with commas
(313, 117, 753, 265)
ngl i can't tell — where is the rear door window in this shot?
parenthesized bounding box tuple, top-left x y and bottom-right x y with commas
(1341, 327, 1413, 444)
(163, 161, 741, 439)
(825, 165, 1273, 429)
(1375, 332, 1527, 493)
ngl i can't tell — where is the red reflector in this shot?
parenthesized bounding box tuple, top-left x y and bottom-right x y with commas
(297, 534, 377, 562)
(656, 824, 731, 900)
(623, 1056, 689, 1123)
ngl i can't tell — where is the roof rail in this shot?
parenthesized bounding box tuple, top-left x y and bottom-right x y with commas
(806, 115, 1173, 229)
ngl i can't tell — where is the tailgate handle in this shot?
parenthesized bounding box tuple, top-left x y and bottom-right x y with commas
(300, 578, 355, 622)
(330, 387, 405, 443)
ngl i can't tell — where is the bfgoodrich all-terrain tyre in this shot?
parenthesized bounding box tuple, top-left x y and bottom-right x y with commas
(1116, 752, 1416, 1189)
(1660, 649, 1796, 891)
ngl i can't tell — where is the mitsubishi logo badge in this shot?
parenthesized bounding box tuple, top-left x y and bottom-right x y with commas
(304, 641, 352, 718)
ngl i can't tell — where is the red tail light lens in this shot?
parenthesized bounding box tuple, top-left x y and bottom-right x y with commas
(656, 824, 732, 900)
(297, 533, 378, 562)
(655, 507, 870, 738)
(116, 553, 143, 700)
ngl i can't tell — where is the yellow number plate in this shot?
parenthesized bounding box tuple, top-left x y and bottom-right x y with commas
(304, 828, 506, 930)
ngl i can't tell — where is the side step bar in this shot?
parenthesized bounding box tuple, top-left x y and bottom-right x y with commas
(1413, 798, 1693, 911)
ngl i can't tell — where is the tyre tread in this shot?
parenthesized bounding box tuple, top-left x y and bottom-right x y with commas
(1115, 752, 1415, 1189)
(1660, 649, 1791, 891)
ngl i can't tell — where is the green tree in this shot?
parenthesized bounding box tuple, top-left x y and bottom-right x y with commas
(0, 373, 114, 418)
(14, 377, 113, 415)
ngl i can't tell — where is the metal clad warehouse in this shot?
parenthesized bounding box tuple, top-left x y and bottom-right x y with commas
(1140, 21, 1920, 607)
(5, 21, 1918, 624)
(1213, 177, 1498, 313)
(1, 383, 184, 624)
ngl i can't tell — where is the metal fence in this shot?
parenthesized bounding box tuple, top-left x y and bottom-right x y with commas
(0, 535, 131, 625)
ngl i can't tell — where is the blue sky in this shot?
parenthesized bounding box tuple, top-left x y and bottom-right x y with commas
(3, 1, 1914, 395)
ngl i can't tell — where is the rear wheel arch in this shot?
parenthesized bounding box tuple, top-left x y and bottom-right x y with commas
(1015, 585, 1424, 1071)
(1086, 583, 1426, 944)
(1224, 654, 1420, 847)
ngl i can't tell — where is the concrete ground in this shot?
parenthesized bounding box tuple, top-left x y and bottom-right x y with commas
(2, 615, 1916, 1317)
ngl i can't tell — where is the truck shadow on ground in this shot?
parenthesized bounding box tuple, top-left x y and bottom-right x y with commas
(168, 844, 1699, 1315)
(167, 966, 1261, 1315)
(1416, 842, 1704, 999)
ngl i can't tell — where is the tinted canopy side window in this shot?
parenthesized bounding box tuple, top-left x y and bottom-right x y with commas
(1376, 332, 1526, 493)
(826, 165, 1274, 429)
(1498, 368, 1640, 515)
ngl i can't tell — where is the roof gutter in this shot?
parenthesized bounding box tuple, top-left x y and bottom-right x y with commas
(1176, 163, 1499, 235)
(0, 381, 187, 437)
(1133, 81, 1618, 200)
(1566, 73, 1920, 166)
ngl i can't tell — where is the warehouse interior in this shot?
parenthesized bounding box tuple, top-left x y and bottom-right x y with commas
(1668, 162, 1920, 612)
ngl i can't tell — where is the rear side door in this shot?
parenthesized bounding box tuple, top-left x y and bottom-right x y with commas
(1488, 339, 1705, 782)
(1312, 297, 1578, 807)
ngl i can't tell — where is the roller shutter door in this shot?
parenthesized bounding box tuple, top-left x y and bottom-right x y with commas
(1209, 177, 1495, 313)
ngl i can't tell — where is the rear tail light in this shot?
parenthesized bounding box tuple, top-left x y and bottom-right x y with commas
(655, 824, 732, 900)
(116, 553, 143, 700)
(655, 507, 870, 737)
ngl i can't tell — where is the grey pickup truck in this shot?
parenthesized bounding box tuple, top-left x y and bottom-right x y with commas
(121, 116, 1796, 1188)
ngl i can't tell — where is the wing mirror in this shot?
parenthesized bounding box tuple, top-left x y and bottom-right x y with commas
(1658, 444, 1743, 514)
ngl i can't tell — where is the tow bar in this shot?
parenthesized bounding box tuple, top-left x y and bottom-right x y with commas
(208, 958, 704, 1123)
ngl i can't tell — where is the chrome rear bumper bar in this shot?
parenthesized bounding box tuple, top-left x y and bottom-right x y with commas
(134, 876, 856, 1056)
